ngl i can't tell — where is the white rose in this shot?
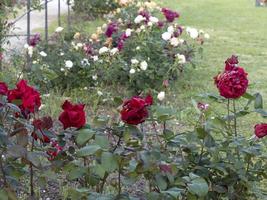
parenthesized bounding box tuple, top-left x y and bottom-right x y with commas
(110, 48, 119, 55)
(157, 91, 165, 101)
(77, 43, 83, 48)
(125, 28, 132, 37)
(147, 22, 153, 27)
(136, 46, 140, 50)
(149, 16, 159, 23)
(187, 27, 198, 39)
(93, 56, 99, 61)
(131, 59, 139, 65)
(170, 37, 179, 47)
(97, 91, 103, 96)
(204, 33, 210, 39)
(134, 15, 145, 24)
(167, 26, 174, 34)
(55, 26, 64, 33)
(99, 47, 109, 54)
(129, 68, 136, 74)
(140, 25, 145, 30)
(39, 51, 47, 57)
(176, 54, 186, 64)
(60, 52, 64, 56)
(60, 67, 65, 71)
(92, 75, 98, 80)
(140, 61, 148, 70)
(24, 44, 29, 49)
(162, 32, 172, 41)
(65, 60, 73, 68)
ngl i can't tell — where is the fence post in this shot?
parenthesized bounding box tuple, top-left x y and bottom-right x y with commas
(58, 0, 61, 26)
(27, 0, 31, 70)
(45, 0, 48, 42)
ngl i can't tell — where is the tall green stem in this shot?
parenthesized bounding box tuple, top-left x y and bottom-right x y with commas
(233, 99, 237, 137)
(0, 153, 7, 186)
(227, 99, 231, 133)
(30, 138, 34, 197)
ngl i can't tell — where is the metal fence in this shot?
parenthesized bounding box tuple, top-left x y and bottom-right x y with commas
(3, 0, 72, 69)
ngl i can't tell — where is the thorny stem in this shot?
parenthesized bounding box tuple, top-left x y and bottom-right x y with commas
(100, 133, 123, 193)
(0, 153, 7, 186)
(30, 138, 34, 197)
(118, 162, 121, 196)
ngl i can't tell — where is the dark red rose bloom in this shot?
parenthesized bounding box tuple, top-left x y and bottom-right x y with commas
(7, 80, 41, 114)
(29, 33, 41, 47)
(139, 10, 150, 23)
(0, 82, 8, 95)
(105, 22, 118, 37)
(120, 95, 153, 125)
(157, 21, 165, 28)
(162, 8, 179, 22)
(47, 141, 63, 160)
(225, 55, 239, 71)
(215, 67, 248, 99)
(32, 116, 53, 143)
(59, 100, 86, 129)
(254, 124, 267, 138)
(173, 26, 183, 37)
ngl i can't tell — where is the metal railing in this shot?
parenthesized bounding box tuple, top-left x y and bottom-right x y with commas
(2, 0, 72, 69)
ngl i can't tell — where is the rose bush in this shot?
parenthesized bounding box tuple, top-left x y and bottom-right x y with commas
(24, 0, 209, 93)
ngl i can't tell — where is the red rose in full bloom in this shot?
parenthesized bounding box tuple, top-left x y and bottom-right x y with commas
(7, 80, 41, 114)
(215, 67, 248, 99)
(32, 116, 53, 143)
(0, 82, 8, 95)
(225, 55, 239, 71)
(120, 95, 153, 125)
(161, 8, 179, 22)
(59, 100, 86, 129)
(254, 124, 267, 138)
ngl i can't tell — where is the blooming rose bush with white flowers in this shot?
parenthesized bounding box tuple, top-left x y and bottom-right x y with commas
(25, 0, 208, 93)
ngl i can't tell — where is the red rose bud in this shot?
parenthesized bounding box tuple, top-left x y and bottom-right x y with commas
(59, 100, 86, 129)
(254, 124, 267, 138)
(7, 80, 41, 114)
(197, 102, 209, 111)
(120, 95, 153, 125)
(29, 33, 41, 47)
(225, 55, 239, 71)
(161, 8, 179, 22)
(215, 67, 248, 99)
(32, 117, 53, 143)
(47, 141, 64, 160)
(0, 82, 8, 95)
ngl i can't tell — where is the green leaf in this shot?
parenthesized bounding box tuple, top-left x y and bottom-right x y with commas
(76, 144, 101, 157)
(155, 174, 167, 190)
(76, 128, 95, 146)
(95, 135, 109, 149)
(68, 167, 87, 180)
(161, 187, 183, 198)
(188, 175, 209, 197)
(254, 93, 263, 109)
(101, 152, 118, 172)
(93, 164, 106, 179)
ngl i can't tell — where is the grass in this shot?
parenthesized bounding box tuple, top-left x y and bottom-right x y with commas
(40, 0, 267, 133)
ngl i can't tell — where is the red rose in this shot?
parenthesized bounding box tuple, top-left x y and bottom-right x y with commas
(161, 8, 179, 22)
(215, 67, 248, 99)
(32, 117, 53, 143)
(120, 95, 153, 125)
(7, 80, 41, 114)
(0, 82, 8, 95)
(225, 55, 239, 71)
(59, 100, 86, 129)
(254, 124, 267, 138)
(105, 22, 118, 37)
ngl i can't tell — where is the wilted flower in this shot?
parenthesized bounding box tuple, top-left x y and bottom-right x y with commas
(73, 32, 81, 39)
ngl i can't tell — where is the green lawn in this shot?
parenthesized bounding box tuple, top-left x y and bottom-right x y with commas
(42, 0, 267, 132)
